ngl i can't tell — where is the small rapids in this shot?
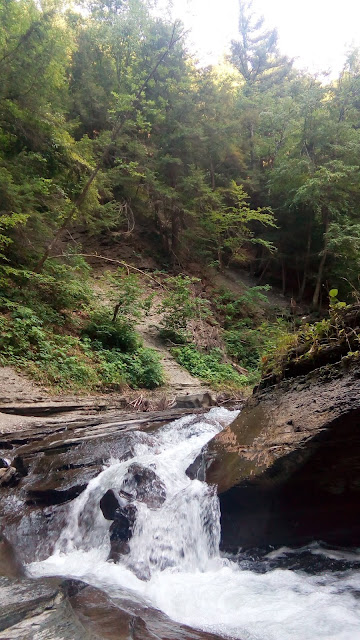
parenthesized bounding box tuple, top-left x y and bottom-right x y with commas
(28, 408, 360, 640)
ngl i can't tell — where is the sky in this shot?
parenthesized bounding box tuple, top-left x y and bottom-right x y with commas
(161, 0, 360, 77)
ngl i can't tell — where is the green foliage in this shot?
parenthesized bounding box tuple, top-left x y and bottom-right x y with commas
(1, 0, 360, 395)
(211, 283, 292, 382)
(171, 345, 250, 388)
(97, 347, 164, 390)
(0, 305, 98, 390)
(0, 302, 164, 391)
(158, 275, 211, 344)
(82, 308, 140, 351)
(328, 288, 347, 309)
(107, 270, 143, 320)
(214, 285, 271, 325)
(224, 318, 290, 371)
(201, 182, 276, 266)
(260, 300, 360, 381)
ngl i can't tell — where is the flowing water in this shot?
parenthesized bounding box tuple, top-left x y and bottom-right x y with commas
(28, 408, 360, 640)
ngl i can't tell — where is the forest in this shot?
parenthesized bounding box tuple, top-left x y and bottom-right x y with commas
(1, 0, 360, 394)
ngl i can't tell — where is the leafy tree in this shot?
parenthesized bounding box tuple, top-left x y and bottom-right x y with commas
(230, 1, 292, 89)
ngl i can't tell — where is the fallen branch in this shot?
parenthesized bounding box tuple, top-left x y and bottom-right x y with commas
(51, 253, 166, 289)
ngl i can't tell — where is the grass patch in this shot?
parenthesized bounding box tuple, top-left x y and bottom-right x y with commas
(171, 345, 256, 388)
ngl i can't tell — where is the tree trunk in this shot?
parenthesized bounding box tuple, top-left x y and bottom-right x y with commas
(210, 158, 216, 190)
(258, 262, 269, 283)
(249, 122, 255, 169)
(299, 219, 312, 301)
(171, 210, 181, 266)
(312, 211, 330, 308)
(281, 259, 286, 296)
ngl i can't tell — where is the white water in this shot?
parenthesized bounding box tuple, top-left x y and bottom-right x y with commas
(28, 408, 360, 640)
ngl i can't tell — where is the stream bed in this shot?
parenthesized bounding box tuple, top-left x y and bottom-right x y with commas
(26, 408, 360, 640)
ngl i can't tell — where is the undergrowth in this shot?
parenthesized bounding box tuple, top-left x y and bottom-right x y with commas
(0, 259, 165, 392)
(261, 291, 360, 380)
(158, 277, 294, 389)
(171, 345, 254, 388)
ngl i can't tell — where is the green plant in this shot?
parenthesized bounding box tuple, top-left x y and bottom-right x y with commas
(224, 318, 290, 371)
(158, 275, 211, 343)
(328, 288, 347, 310)
(214, 285, 271, 326)
(0, 305, 99, 390)
(82, 308, 140, 352)
(106, 270, 147, 322)
(171, 345, 251, 388)
(98, 347, 164, 389)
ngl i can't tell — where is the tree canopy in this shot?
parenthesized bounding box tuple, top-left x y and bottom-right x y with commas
(1, 0, 359, 305)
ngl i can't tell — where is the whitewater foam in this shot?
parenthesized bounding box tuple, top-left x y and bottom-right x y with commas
(28, 407, 360, 640)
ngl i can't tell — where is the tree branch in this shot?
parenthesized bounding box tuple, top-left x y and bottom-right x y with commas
(51, 253, 166, 288)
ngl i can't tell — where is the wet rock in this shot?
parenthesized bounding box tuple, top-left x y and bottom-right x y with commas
(0, 407, 195, 566)
(110, 501, 137, 542)
(100, 489, 121, 521)
(0, 575, 226, 640)
(186, 454, 206, 481)
(108, 496, 137, 563)
(0, 467, 19, 487)
(121, 463, 166, 509)
(0, 534, 24, 578)
(12, 456, 27, 477)
(0, 459, 9, 469)
(204, 358, 360, 550)
(25, 467, 100, 506)
(0, 576, 93, 639)
(175, 392, 214, 409)
(70, 581, 225, 640)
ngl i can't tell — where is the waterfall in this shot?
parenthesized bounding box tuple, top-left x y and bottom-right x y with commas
(28, 408, 360, 640)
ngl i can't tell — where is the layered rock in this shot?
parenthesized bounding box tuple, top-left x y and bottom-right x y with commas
(202, 357, 360, 550)
(0, 407, 203, 564)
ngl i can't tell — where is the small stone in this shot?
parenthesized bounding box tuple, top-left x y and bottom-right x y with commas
(0, 466, 17, 486)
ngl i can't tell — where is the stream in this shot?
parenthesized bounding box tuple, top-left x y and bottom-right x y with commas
(27, 408, 360, 640)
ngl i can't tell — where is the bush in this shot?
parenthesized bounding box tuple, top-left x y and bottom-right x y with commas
(0, 303, 165, 392)
(214, 285, 270, 326)
(158, 275, 211, 344)
(98, 347, 164, 390)
(0, 306, 98, 390)
(224, 318, 291, 372)
(0, 258, 93, 314)
(171, 345, 249, 387)
(82, 309, 139, 352)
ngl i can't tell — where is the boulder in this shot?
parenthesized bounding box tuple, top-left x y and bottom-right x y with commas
(121, 463, 166, 509)
(175, 392, 214, 409)
(99, 489, 122, 521)
(0, 576, 93, 639)
(204, 357, 360, 550)
(0, 534, 24, 578)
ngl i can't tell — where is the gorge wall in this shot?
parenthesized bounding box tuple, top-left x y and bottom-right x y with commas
(202, 357, 360, 550)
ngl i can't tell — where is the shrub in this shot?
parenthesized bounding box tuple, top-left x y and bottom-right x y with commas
(158, 275, 211, 344)
(214, 285, 270, 326)
(0, 306, 98, 390)
(82, 309, 139, 352)
(105, 270, 146, 322)
(171, 345, 248, 387)
(98, 347, 164, 389)
(224, 318, 291, 372)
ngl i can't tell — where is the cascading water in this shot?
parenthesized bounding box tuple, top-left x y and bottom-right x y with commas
(28, 408, 360, 640)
